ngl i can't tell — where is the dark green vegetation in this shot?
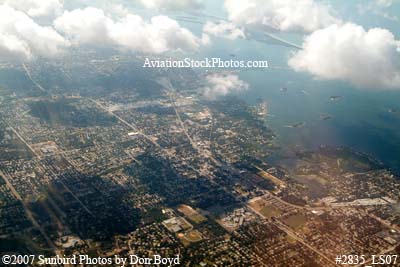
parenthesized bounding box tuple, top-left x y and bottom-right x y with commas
(46, 172, 140, 241)
(125, 154, 238, 210)
(276, 146, 399, 204)
(0, 238, 36, 254)
(0, 69, 41, 97)
(295, 146, 383, 173)
(29, 99, 116, 127)
(134, 105, 176, 116)
(0, 201, 31, 236)
(0, 50, 398, 267)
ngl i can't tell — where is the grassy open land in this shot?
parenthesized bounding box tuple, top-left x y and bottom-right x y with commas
(177, 230, 203, 246)
(283, 213, 307, 231)
(177, 204, 207, 224)
(259, 205, 282, 219)
(188, 214, 207, 224)
(248, 198, 283, 219)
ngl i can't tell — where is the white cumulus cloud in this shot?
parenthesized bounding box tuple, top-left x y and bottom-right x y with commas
(224, 0, 340, 33)
(138, 0, 203, 10)
(1, 0, 63, 18)
(54, 7, 208, 54)
(288, 23, 400, 89)
(376, 0, 394, 7)
(0, 4, 69, 61)
(203, 21, 245, 40)
(203, 72, 249, 99)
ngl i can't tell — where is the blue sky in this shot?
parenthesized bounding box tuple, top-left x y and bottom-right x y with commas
(0, 0, 399, 91)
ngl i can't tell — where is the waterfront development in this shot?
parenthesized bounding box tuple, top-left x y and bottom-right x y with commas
(0, 53, 399, 266)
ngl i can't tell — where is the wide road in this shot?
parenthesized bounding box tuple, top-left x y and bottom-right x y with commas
(247, 201, 334, 266)
(22, 63, 46, 93)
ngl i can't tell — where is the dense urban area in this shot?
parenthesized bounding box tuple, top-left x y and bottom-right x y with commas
(0, 52, 399, 267)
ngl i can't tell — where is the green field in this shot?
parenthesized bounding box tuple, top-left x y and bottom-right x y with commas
(284, 214, 307, 230)
(260, 205, 282, 219)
